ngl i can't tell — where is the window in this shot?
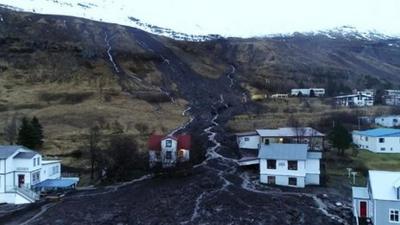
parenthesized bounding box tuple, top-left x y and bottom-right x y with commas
(244, 137, 249, 142)
(33, 158, 36, 167)
(50, 165, 60, 176)
(267, 160, 276, 169)
(32, 172, 40, 184)
(288, 177, 297, 186)
(267, 176, 275, 185)
(390, 209, 400, 223)
(166, 151, 172, 160)
(365, 137, 368, 141)
(264, 139, 270, 145)
(166, 140, 172, 147)
(37, 158, 40, 165)
(379, 138, 385, 143)
(381, 147, 386, 151)
(288, 161, 298, 170)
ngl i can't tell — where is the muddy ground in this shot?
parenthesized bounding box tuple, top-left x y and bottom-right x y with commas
(3, 156, 353, 225)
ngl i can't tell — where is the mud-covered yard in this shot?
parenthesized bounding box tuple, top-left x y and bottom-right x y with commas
(2, 154, 353, 225)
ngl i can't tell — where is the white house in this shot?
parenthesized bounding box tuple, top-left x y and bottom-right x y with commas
(258, 144, 321, 188)
(148, 134, 191, 168)
(236, 131, 259, 150)
(352, 128, 400, 153)
(353, 170, 400, 225)
(0, 145, 67, 204)
(335, 94, 374, 107)
(291, 88, 325, 97)
(375, 115, 400, 128)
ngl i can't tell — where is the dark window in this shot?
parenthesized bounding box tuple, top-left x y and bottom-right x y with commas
(288, 177, 297, 186)
(244, 137, 249, 142)
(381, 147, 386, 151)
(288, 160, 298, 170)
(264, 139, 270, 145)
(268, 176, 275, 185)
(379, 138, 385, 143)
(166, 140, 172, 147)
(390, 209, 400, 222)
(166, 151, 172, 160)
(267, 160, 276, 169)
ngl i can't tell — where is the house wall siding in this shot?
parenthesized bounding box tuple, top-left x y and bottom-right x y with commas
(161, 138, 178, 167)
(237, 135, 259, 149)
(305, 174, 319, 185)
(375, 117, 400, 127)
(374, 200, 400, 225)
(352, 134, 400, 153)
(260, 174, 305, 188)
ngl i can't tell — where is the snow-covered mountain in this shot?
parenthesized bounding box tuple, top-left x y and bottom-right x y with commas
(0, 0, 399, 41)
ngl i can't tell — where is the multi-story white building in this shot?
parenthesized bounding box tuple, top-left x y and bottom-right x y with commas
(353, 170, 400, 225)
(352, 128, 400, 153)
(0, 145, 64, 204)
(258, 144, 321, 188)
(237, 127, 324, 188)
(334, 94, 374, 107)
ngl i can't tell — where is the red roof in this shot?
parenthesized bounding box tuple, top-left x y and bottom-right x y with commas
(148, 135, 163, 151)
(178, 135, 191, 150)
(148, 134, 191, 151)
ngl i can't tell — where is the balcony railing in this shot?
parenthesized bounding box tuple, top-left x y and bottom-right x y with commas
(5, 185, 40, 201)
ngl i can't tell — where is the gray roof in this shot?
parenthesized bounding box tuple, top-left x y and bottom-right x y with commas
(256, 127, 324, 137)
(0, 146, 23, 159)
(0, 145, 35, 159)
(352, 187, 370, 199)
(236, 131, 258, 137)
(307, 151, 322, 159)
(258, 144, 308, 160)
(14, 151, 37, 159)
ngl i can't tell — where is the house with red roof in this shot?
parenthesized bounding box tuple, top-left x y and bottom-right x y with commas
(148, 134, 191, 168)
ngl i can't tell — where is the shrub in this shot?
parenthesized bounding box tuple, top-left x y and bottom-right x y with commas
(39, 92, 93, 104)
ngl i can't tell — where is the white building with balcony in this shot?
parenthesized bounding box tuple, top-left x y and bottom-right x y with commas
(0, 145, 63, 204)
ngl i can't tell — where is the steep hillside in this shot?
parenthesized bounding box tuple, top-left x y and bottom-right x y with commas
(171, 35, 400, 96)
(1, 8, 400, 173)
(0, 9, 191, 170)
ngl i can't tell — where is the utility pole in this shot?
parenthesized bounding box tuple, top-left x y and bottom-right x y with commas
(351, 171, 357, 184)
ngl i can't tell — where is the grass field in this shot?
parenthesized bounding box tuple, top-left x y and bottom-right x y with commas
(226, 97, 397, 132)
(324, 148, 400, 186)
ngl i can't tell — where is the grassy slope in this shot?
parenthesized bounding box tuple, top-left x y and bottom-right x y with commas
(0, 10, 188, 178)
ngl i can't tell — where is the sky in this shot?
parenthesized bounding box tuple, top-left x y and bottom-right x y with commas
(1, 0, 400, 37)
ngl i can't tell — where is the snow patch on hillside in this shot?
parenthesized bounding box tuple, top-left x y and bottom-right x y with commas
(1, 0, 399, 41)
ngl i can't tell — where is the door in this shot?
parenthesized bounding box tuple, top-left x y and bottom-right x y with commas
(360, 201, 367, 218)
(18, 174, 25, 188)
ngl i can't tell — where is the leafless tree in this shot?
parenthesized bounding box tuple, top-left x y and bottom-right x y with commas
(287, 115, 305, 143)
(88, 125, 101, 180)
(3, 114, 18, 145)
